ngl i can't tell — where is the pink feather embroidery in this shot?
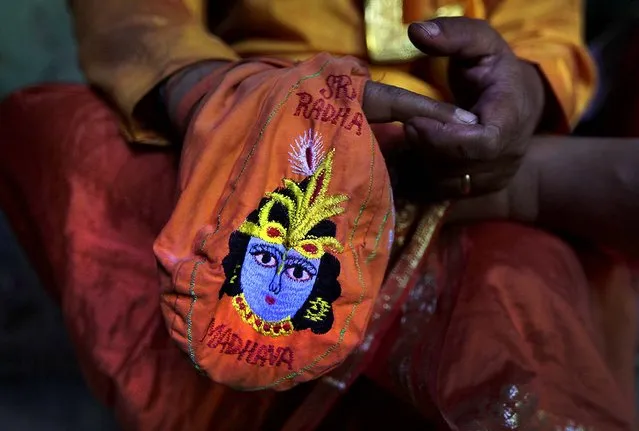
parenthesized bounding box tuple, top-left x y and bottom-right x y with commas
(289, 130, 325, 176)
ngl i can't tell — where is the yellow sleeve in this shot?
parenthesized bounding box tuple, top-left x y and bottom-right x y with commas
(487, 0, 596, 129)
(70, 0, 238, 143)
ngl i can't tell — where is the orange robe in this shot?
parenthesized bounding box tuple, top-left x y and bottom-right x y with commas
(70, 0, 595, 143)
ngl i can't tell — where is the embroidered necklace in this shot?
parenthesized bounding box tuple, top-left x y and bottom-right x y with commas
(232, 294, 294, 337)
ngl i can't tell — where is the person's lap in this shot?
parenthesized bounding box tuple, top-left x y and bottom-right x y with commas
(0, 84, 635, 429)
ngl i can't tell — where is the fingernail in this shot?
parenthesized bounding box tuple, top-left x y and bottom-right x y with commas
(420, 22, 441, 37)
(454, 108, 478, 124)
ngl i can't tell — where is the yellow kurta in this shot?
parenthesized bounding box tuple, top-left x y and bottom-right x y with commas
(70, 0, 595, 144)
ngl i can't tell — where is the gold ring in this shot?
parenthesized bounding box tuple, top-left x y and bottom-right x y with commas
(461, 174, 471, 195)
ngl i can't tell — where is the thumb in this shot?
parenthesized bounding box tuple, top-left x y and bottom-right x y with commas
(408, 18, 506, 59)
(362, 80, 477, 125)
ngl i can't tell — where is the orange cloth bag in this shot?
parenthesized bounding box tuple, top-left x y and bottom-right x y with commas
(154, 53, 396, 390)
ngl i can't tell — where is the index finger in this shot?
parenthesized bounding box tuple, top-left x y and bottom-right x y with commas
(405, 116, 502, 160)
(362, 80, 478, 125)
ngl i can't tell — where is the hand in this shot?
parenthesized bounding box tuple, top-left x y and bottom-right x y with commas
(361, 80, 477, 126)
(162, 60, 478, 138)
(404, 17, 546, 198)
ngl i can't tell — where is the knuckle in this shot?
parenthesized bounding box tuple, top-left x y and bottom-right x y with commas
(430, 120, 447, 135)
(476, 20, 506, 50)
(387, 84, 405, 102)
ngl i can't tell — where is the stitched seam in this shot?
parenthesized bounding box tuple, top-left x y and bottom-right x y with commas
(366, 184, 393, 264)
(366, 209, 392, 264)
(168, 258, 188, 336)
(360, 172, 384, 245)
(186, 259, 206, 372)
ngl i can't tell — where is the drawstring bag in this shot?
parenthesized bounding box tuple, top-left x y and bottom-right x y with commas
(155, 53, 395, 390)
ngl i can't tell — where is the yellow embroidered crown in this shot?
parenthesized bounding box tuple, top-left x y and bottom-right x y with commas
(238, 150, 347, 259)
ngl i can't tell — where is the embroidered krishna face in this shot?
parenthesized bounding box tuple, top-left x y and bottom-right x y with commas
(221, 134, 345, 337)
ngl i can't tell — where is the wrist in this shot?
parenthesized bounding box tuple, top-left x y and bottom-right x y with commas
(161, 60, 232, 132)
(505, 137, 544, 224)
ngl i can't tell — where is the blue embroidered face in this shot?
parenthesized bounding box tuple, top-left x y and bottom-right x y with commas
(220, 147, 345, 337)
(241, 237, 320, 323)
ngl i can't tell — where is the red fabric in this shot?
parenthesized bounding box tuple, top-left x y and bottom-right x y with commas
(367, 222, 637, 430)
(0, 85, 302, 430)
(2, 85, 636, 431)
